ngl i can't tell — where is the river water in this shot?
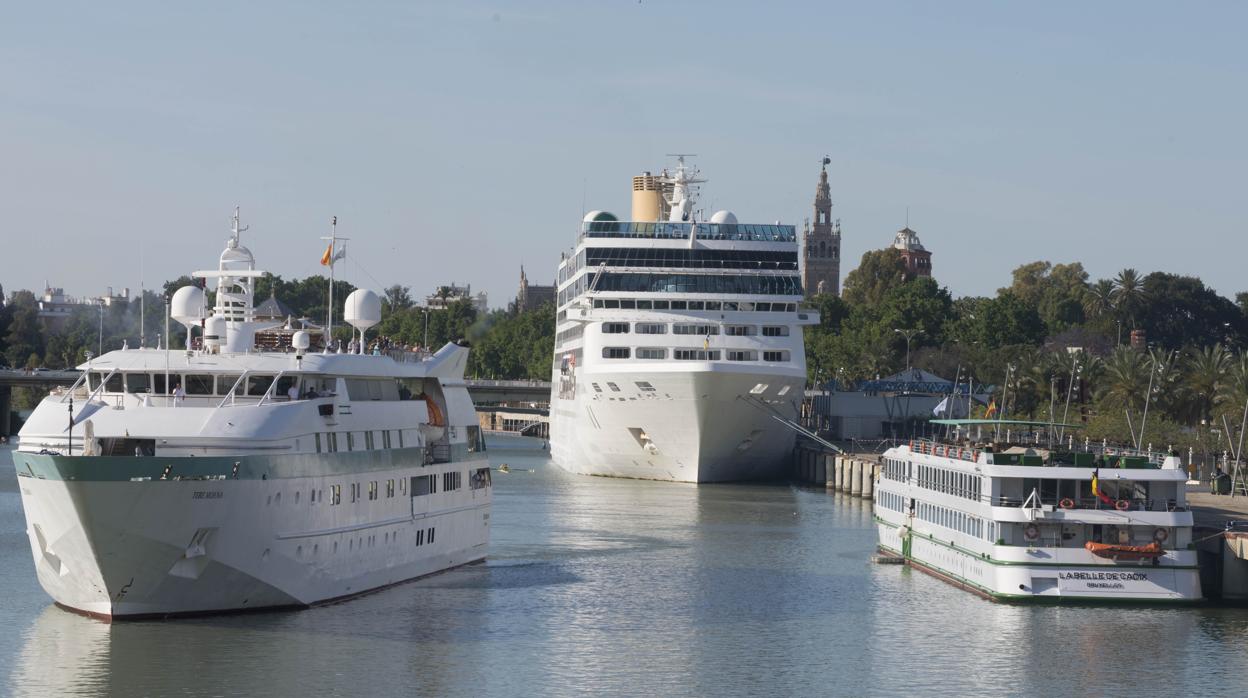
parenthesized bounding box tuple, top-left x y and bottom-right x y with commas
(2, 439, 1247, 697)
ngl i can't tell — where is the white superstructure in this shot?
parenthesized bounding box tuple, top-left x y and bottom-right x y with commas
(13, 211, 491, 619)
(549, 159, 819, 482)
(874, 421, 1201, 602)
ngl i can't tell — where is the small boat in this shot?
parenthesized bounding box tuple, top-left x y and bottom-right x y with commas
(1084, 541, 1164, 561)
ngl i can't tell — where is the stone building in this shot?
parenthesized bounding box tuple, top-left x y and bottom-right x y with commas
(801, 158, 842, 297)
(892, 227, 932, 278)
(515, 266, 555, 314)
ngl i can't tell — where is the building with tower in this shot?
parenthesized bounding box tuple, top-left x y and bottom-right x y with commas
(515, 266, 555, 314)
(801, 158, 842, 297)
(892, 226, 932, 278)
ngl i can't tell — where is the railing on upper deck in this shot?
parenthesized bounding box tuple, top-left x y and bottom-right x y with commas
(992, 495, 1185, 512)
(908, 439, 981, 463)
(906, 437, 1170, 468)
(581, 221, 796, 243)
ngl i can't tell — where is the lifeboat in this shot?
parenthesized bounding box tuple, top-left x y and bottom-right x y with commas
(1084, 541, 1164, 561)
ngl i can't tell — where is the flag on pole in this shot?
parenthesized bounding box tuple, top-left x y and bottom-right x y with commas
(933, 397, 949, 416)
(984, 399, 998, 419)
(320, 242, 333, 266)
(1092, 469, 1112, 505)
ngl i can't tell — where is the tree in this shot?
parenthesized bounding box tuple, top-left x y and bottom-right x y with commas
(962, 291, 1045, 350)
(841, 248, 907, 307)
(1135, 272, 1248, 351)
(4, 291, 43, 368)
(1112, 268, 1145, 330)
(1183, 344, 1231, 424)
(1083, 279, 1116, 323)
(382, 284, 413, 313)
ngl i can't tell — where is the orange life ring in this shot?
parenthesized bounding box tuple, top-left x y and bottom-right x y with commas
(1115, 499, 1130, 511)
(1024, 523, 1040, 541)
(1059, 498, 1075, 510)
(1153, 528, 1168, 544)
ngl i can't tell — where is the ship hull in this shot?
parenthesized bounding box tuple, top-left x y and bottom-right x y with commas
(549, 365, 803, 483)
(13, 450, 490, 618)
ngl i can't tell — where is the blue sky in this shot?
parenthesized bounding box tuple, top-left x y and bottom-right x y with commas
(3, 1, 1245, 308)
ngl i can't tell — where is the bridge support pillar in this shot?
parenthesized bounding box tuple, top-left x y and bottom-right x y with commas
(0, 385, 10, 436)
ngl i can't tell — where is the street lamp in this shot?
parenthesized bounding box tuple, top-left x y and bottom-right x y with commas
(893, 328, 922, 372)
(97, 301, 104, 357)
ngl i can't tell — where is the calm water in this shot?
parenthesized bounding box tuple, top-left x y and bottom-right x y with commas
(2, 440, 1248, 697)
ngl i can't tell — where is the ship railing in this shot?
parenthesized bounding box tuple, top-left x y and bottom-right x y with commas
(382, 348, 433, 364)
(907, 438, 981, 463)
(991, 496, 1184, 512)
(426, 443, 451, 464)
(580, 221, 797, 243)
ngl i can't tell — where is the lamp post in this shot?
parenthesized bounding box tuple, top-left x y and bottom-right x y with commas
(422, 308, 430, 349)
(97, 301, 104, 357)
(893, 328, 921, 372)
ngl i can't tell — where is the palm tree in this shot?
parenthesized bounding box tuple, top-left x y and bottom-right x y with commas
(1096, 347, 1150, 413)
(1184, 344, 1232, 424)
(1083, 279, 1115, 321)
(1218, 353, 1248, 418)
(1111, 268, 1144, 330)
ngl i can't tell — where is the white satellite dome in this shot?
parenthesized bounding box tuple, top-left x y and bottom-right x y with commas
(170, 285, 206, 326)
(343, 289, 382, 331)
(291, 330, 311, 352)
(709, 210, 738, 225)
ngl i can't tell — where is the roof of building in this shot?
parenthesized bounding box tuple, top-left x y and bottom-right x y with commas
(254, 293, 296, 320)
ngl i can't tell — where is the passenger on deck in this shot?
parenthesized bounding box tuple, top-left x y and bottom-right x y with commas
(287, 384, 300, 401)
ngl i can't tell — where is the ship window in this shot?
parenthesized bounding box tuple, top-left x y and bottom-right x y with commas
(216, 374, 241, 396)
(315, 433, 322, 453)
(365, 432, 375, 449)
(276, 375, 297, 399)
(467, 425, 485, 453)
(674, 350, 720, 360)
(383, 431, 392, 449)
(722, 302, 738, 311)
(687, 301, 704, 310)
(762, 326, 790, 337)
(411, 474, 435, 496)
(670, 301, 687, 310)
(636, 348, 666, 359)
(725, 325, 755, 336)
(369, 481, 378, 500)
(604, 299, 620, 309)
(471, 467, 492, 490)
(636, 300, 653, 309)
(705, 301, 721, 310)
(247, 375, 274, 397)
(763, 351, 789, 362)
(125, 372, 150, 393)
(619, 299, 636, 309)
(185, 374, 213, 395)
(602, 323, 630, 334)
(635, 323, 667, 334)
(387, 479, 395, 497)
(331, 484, 341, 505)
(755, 303, 772, 311)
(593, 299, 603, 308)
(635, 381, 656, 392)
(606, 382, 621, 392)
(347, 433, 355, 451)
(673, 324, 719, 335)
(398, 430, 405, 448)
(602, 347, 630, 359)
(652, 300, 669, 309)
(429, 528, 435, 544)
(726, 350, 757, 361)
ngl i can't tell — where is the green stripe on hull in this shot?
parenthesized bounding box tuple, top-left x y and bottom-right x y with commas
(13, 446, 487, 482)
(874, 516, 1198, 570)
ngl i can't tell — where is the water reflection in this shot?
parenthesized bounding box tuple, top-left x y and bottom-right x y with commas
(6, 442, 1248, 697)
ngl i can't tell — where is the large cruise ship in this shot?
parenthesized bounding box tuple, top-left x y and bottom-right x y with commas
(874, 420, 1201, 602)
(12, 211, 491, 619)
(549, 158, 819, 482)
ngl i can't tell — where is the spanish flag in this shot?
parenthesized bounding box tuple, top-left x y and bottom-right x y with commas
(1092, 469, 1112, 505)
(320, 242, 333, 266)
(984, 399, 998, 419)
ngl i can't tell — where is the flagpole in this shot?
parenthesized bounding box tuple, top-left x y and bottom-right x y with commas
(327, 217, 336, 350)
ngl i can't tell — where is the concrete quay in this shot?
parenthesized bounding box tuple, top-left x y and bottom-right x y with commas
(793, 442, 879, 498)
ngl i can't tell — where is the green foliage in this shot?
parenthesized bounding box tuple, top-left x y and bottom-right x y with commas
(841, 247, 907, 307)
(468, 301, 556, 379)
(1136, 272, 1248, 351)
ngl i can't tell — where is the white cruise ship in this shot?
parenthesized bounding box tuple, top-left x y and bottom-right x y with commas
(12, 211, 491, 619)
(549, 158, 819, 483)
(874, 420, 1201, 602)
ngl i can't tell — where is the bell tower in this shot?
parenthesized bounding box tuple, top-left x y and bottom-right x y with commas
(802, 157, 842, 297)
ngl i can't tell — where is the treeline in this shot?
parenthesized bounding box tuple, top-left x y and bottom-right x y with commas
(807, 248, 1248, 453)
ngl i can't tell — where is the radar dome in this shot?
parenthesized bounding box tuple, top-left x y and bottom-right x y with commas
(343, 289, 382, 331)
(292, 330, 311, 352)
(582, 210, 618, 223)
(710, 210, 738, 225)
(171, 285, 206, 326)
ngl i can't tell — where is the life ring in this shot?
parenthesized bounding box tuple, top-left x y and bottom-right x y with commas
(1059, 498, 1075, 510)
(1153, 528, 1168, 544)
(1115, 499, 1130, 511)
(1023, 523, 1040, 541)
